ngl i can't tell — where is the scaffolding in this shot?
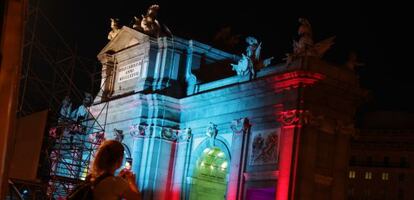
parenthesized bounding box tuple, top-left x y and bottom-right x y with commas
(19, 0, 101, 120)
(18, 0, 111, 199)
(46, 119, 105, 199)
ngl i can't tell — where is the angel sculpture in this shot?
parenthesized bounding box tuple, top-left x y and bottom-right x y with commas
(231, 36, 273, 79)
(132, 4, 172, 37)
(285, 18, 335, 65)
(107, 18, 121, 40)
(141, 5, 161, 36)
(132, 16, 142, 31)
(296, 18, 313, 51)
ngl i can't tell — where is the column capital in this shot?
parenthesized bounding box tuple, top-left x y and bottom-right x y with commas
(230, 118, 251, 135)
(277, 109, 309, 127)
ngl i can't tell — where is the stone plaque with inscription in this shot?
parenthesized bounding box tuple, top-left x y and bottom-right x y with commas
(117, 60, 143, 83)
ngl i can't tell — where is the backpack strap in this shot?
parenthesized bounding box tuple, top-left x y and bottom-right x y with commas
(92, 173, 113, 187)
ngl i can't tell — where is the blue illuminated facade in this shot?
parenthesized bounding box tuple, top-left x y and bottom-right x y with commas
(89, 26, 365, 200)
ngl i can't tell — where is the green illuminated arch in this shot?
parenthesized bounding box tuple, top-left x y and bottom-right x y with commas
(189, 147, 229, 200)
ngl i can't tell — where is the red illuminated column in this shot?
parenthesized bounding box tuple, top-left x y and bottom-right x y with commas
(276, 110, 304, 200)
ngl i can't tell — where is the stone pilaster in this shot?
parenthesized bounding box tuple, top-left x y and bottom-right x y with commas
(227, 118, 251, 200)
(96, 53, 116, 102)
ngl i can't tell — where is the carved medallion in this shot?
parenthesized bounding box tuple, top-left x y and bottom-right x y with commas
(129, 124, 148, 138)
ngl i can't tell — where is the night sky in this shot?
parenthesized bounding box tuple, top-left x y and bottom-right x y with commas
(39, 0, 413, 112)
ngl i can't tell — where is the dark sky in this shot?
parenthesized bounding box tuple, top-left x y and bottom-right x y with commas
(39, 0, 413, 111)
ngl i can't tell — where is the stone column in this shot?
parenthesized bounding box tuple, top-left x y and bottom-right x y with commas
(130, 125, 147, 191)
(276, 110, 305, 200)
(171, 128, 192, 200)
(185, 40, 198, 95)
(98, 53, 115, 101)
(227, 118, 250, 200)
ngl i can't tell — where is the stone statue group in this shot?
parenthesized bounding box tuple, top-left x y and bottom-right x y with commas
(107, 5, 358, 80)
(231, 18, 337, 79)
(107, 4, 171, 40)
(58, 93, 93, 123)
(230, 36, 274, 80)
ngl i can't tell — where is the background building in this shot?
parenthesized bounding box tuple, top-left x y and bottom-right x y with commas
(348, 112, 414, 200)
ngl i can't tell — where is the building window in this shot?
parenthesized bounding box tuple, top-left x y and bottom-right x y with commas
(365, 172, 372, 180)
(382, 172, 389, 180)
(349, 170, 356, 179)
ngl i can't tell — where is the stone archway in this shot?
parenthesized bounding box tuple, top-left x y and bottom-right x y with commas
(189, 147, 229, 200)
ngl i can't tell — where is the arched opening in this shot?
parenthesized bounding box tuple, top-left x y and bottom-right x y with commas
(189, 147, 229, 200)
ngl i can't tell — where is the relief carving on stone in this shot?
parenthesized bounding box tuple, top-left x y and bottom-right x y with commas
(250, 131, 279, 165)
(113, 128, 124, 142)
(285, 18, 335, 65)
(206, 122, 218, 139)
(178, 128, 192, 142)
(206, 122, 218, 146)
(278, 109, 355, 135)
(129, 124, 149, 138)
(278, 109, 326, 128)
(278, 110, 305, 126)
(162, 127, 178, 141)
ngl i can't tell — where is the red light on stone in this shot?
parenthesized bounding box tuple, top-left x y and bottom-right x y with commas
(273, 71, 325, 92)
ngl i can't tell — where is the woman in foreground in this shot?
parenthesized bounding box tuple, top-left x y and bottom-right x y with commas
(90, 140, 141, 200)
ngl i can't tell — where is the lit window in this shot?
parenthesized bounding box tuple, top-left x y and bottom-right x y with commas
(349, 170, 356, 179)
(382, 172, 389, 180)
(365, 172, 372, 180)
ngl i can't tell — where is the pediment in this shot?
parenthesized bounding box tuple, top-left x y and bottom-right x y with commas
(98, 26, 150, 57)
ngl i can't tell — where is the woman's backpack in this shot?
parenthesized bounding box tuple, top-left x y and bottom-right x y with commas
(67, 173, 112, 200)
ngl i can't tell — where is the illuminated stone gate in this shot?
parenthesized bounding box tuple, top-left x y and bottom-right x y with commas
(89, 6, 366, 200)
